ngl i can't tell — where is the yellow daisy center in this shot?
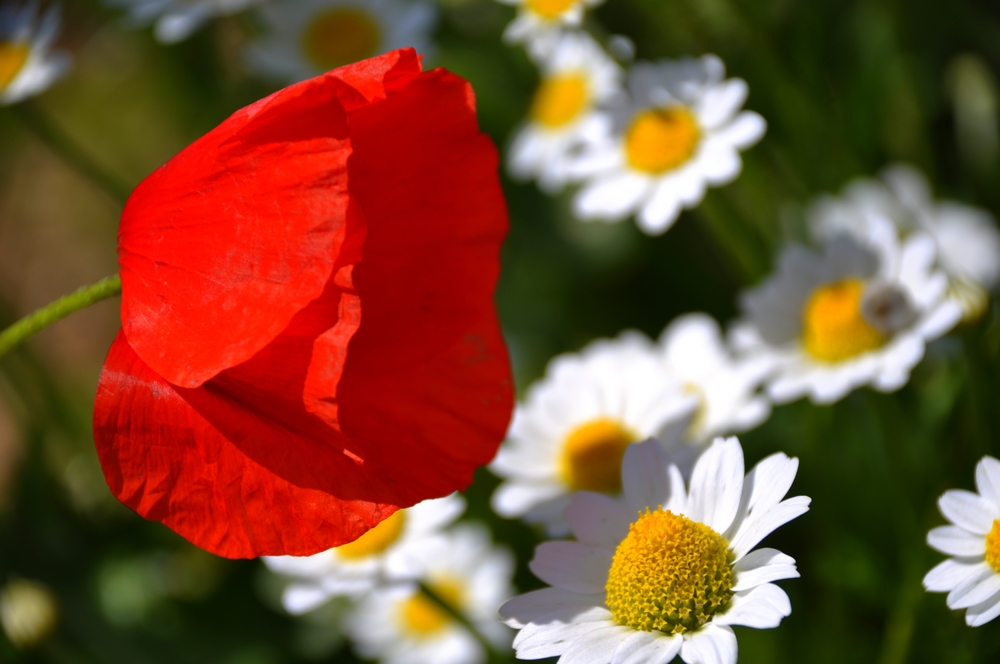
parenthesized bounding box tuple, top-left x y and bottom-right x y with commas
(625, 108, 701, 174)
(336, 510, 406, 559)
(560, 418, 637, 493)
(398, 578, 464, 637)
(802, 278, 886, 362)
(530, 73, 589, 129)
(525, 0, 577, 19)
(605, 509, 734, 635)
(0, 42, 29, 91)
(986, 520, 1000, 574)
(301, 8, 381, 72)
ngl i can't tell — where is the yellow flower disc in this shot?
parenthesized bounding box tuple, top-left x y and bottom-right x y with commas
(0, 42, 29, 92)
(530, 73, 589, 129)
(336, 510, 406, 559)
(802, 278, 886, 363)
(398, 578, 464, 637)
(606, 509, 734, 634)
(526, 0, 577, 19)
(986, 519, 1000, 574)
(560, 418, 637, 493)
(301, 8, 381, 72)
(624, 108, 701, 174)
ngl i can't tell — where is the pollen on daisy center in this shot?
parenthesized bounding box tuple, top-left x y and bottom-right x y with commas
(802, 278, 886, 362)
(301, 8, 380, 72)
(605, 509, 734, 635)
(525, 0, 577, 19)
(624, 108, 701, 174)
(0, 42, 29, 91)
(336, 510, 406, 559)
(986, 520, 1000, 573)
(398, 578, 463, 637)
(530, 73, 588, 129)
(560, 418, 637, 493)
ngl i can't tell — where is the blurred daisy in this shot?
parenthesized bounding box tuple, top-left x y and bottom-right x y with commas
(508, 30, 620, 193)
(345, 524, 514, 664)
(656, 313, 772, 473)
(567, 55, 766, 235)
(490, 332, 697, 535)
(107, 0, 257, 43)
(247, 0, 436, 83)
(497, 0, 603, 52)
(500, 438, 809, 664)
(0, 2, 68, 105)
(263, 494, 464, 614)
(924, 456, 1000, 627)
(810, 164, 1000, 320)
(731, 220, 962, 405)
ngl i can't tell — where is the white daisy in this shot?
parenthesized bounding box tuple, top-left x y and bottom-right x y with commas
(500, 437, 810, 664)
(263, 494, 465, 614)
(496, 0, 603, 53)
(565, 55, 766, 235)
(924, 456, 1000, 627)
(106, 0, 258, 43)
(507, 30, 621, 193)
(731, 218, 962, 405)
(246, 0, 436, 84)
(490, 332, 698, 536)
(810, 163, 1000, 320)
(655, 314, 772, 474)
(344, 523, 514, 664)
(0, 2, 68, 106)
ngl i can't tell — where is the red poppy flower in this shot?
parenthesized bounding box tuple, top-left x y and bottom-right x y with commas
(92, 49, 513, 559)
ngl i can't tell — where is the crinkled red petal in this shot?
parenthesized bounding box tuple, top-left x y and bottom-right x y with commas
(118, 50, 422, 389)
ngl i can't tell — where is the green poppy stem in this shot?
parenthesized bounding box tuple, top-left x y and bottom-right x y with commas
(0, 274, 122, 359)
(11, 103, 133, 207)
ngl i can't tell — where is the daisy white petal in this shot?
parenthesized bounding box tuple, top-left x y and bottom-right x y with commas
(939, 490, 999, 535)
(928, 525, 988, 557)
(678, 623, 737, 664)
(731, 548, 799, 591)
(529, 541, 613, 594)
(612, 631, 683, 664)
(966, 591, 1000, 627)
(713, 583, 791, 629)
(729, 496, 812, 560)
(561, 624, 635, 664)
(947, 562, 997, 608)
(499, 587, 607, 628)
(621, 438, 673, 515)
(924, 558, 985, 593)
(687, 437, 744, 533)
(975, 456, 1000, 509)
(565, 492, 633, 549)
(0, 2, 69, 105)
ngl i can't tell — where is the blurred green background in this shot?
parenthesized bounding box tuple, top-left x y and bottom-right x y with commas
(2, 0, 1000, 661)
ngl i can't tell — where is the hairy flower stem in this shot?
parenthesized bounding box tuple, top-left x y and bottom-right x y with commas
(0, 274, 121, 359)
(11, 103, 133, 206)
(417, 582, 502, 662)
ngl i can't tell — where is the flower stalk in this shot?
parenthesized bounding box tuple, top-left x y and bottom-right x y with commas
(416, 581, 500, 661)
(0, 274, 122, 359)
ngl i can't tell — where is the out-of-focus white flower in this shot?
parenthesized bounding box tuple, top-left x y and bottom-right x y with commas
(0, 2, 68, 105)
(810, 164, 1000, 320)
(107, 0, 258, 43)
(246, 0, 436, 83)
(0, 578, 59, 650)
(264, 494, 464, 614)
(655, 313, 772, 474)
(732, 218, 961, 405)
(496, 0, 602, 54)
(508, 30, 620, 193)
(566, 55, 766, 235)
(344, 524, 515, 664)
(924, 456, 1000, 627)
(490, 332, 697, 536)
(500, 438, 809, 664)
